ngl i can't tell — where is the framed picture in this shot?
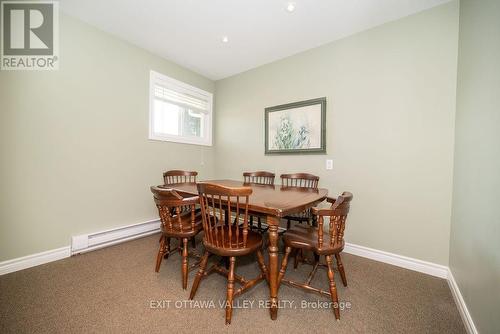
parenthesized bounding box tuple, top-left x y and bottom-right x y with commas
(265, 97, 326, 154)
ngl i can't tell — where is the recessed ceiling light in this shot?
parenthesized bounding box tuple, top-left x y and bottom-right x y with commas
(286, 2, 296, 13)
(222, 36, 229, 43)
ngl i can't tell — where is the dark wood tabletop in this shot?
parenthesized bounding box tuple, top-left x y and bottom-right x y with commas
(161, 179, 328, 218)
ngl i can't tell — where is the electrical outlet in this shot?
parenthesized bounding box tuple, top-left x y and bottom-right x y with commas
(326, 159, 333, 170)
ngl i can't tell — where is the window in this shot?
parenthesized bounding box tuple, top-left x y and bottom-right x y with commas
(149, 70, 213, 146)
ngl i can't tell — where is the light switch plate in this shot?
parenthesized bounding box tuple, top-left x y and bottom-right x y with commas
(326, 159, 333, 170)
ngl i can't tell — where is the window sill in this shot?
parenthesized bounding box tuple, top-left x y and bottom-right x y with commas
(148, 134, 212, 147)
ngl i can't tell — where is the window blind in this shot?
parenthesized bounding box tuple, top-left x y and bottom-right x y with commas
(154, 85, 209, 112)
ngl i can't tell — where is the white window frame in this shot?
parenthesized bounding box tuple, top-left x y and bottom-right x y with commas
(149, 70, 213, 146)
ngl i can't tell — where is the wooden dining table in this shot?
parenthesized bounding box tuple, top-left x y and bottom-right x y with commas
(165, 179, 328, 320)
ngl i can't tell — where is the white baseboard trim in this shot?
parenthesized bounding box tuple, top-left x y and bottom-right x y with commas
(343, 242, 449, 279)
(0, 246, 71, 276)
(71, 219, 161, 254)
(447, 269, 478, 334)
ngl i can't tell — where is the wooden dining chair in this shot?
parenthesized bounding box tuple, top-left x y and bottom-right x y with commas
(280, 173, 320, 229)
(163, 170, 199, 247)
(189, 183, 269, 325)
(277, 192, 353, 320)
(151, 186, 203, 290)
(163, 170, 198, 185)
(243, 171, 275, 232)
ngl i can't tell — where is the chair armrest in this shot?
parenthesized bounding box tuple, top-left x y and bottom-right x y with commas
(180, 195, 200, 206)
(311, 207, 335, 216)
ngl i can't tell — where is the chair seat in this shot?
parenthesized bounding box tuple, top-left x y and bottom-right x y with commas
(162, 211, 203, 238)
(283, 224, 344, 255)
(203, 226, 263, 257)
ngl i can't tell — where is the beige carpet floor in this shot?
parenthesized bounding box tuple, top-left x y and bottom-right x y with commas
(0, 234, 465, 333)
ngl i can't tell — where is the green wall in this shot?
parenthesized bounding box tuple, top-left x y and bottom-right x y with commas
(0, 14, 215, 261)
(214, 2, 459, 265)
(449, 0, 500, 332)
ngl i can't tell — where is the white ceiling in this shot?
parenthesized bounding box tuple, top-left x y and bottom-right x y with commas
(61, 0, 450, 80)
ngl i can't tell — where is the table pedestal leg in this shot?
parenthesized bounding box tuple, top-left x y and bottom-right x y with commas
(267, 216, 279, 320)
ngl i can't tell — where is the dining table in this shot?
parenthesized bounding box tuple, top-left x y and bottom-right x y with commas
(164, 179, 328, 320)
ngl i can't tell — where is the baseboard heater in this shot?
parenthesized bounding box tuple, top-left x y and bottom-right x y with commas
(71, 219, 161, 255)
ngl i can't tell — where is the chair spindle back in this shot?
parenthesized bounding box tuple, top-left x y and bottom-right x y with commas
(151, 186, 199, 234)
(314, 192, 353, 249)
(243, 171, 275, 185)
(280, 173, 319, 188)
(197, 183, 252, 250)
(163, 170, 198, 185)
